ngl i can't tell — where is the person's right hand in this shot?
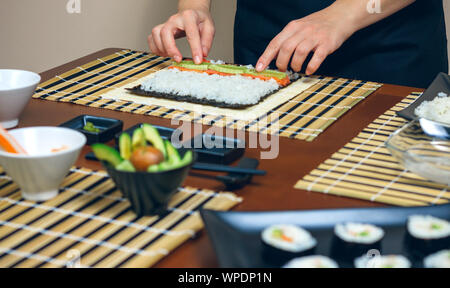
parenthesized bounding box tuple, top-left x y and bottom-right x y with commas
(148, 9, 215, 64)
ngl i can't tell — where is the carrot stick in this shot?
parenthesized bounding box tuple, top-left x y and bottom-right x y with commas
(0, 125, 27, 154)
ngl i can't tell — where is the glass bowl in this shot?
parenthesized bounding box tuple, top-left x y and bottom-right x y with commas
(385, 121, 450, 186)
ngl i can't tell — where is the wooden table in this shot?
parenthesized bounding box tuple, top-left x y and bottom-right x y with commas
(18, 48, 422, 267)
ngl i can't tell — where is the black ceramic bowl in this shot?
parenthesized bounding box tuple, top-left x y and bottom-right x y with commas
(103, 148, 195, 216)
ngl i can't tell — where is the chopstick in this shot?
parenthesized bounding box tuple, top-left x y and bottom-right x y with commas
(0, 124, 27, 154)
(191, 162, 266, 175)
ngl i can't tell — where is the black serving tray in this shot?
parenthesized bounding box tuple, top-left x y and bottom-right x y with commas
(60, 115, 123, 145)
(397, 73, 450, 120)
(200, 204, 450, 268)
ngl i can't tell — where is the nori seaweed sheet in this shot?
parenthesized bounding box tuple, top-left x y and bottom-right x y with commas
(126, 85, 281, 109)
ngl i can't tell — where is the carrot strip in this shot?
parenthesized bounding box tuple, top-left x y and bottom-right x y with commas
(0, 125, 27, 154)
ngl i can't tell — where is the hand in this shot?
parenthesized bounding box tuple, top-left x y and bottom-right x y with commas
(255, 5, 356, 74)
(148, 9, 215, 64)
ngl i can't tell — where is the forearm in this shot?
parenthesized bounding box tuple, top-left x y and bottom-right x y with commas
(178, 0, 210, 12)
(331, 0, 416, 35)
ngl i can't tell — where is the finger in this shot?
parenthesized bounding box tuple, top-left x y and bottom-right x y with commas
(275, 36, 301, 72)
(199, 20, 215, 57)
(290, 40, 315, 72)
(161, 24, 183, 62)
(306, 46, 329, 75)
(182, 11, 203, 64)
(256, 23, 297, 71)
(151, 25, 167, 56)
(148, 35, 162, 56)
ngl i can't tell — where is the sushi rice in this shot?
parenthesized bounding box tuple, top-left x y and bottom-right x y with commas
(261, 224, 317, 253)
(354, 255, 411, 268)
(140, 69, 280, 106)
(407, 215, 450, 240)
(415, 93, 450, 124)
(423, 250, 450, 268)
(283, 255, 339, 268)
(334, 223, 385, 244)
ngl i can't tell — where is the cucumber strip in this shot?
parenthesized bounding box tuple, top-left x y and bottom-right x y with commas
(119, 133, 132, 160)
(165, 140, 181, 164)
(142, 124, 167, 159)
(209, 64, 246, 74)
(91, 144, 123, 167)
(147, 164, 159, 173)
(116, 160, 136, 172)
(131, 128, 146, 151)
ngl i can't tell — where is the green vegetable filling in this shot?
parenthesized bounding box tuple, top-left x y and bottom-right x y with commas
(271, 229, 283, 239)
(431, 223, 442, 230)
(83, 122, 100, 133)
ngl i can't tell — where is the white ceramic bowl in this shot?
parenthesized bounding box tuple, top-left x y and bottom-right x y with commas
(0, 127, 86, 201)
(0, 69, 41, 129)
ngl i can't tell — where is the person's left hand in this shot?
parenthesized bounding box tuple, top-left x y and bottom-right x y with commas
(255, 5, 356, 75)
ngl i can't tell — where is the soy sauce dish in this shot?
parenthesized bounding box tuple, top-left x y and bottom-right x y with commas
(92, 123, 195, 216)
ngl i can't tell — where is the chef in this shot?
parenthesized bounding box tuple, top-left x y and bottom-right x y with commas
(148, 0, 447, 88)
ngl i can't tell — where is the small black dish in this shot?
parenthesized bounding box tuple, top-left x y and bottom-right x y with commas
(397, 73, 450, 120)
(190, 134, 245, 165)
(103, 148, 195, 216)
(60, 115, 123, 145)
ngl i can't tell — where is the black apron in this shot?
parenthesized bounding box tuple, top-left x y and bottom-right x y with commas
(234, 0, 448, 88)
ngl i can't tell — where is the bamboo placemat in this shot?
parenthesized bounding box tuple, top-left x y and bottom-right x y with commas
(0, 167, 241, 268)
(295, 93, 450, 206)
(32, 49, 381, 141)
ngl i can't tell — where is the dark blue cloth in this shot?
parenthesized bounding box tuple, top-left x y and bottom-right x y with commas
(234, 0, 448, 88)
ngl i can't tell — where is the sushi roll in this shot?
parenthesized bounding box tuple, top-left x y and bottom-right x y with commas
(405, 215, 450, 258)
(423, 250, 450, 268)
(283, 256, 339, 268)
(331, 223, 384, 260)
(354, 254, 411, 268)
(127, 60, 294, 109)
(261, 224, 317, 264)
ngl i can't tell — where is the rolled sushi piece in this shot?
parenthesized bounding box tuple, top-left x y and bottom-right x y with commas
(261, 224, 317, 264)
(423, 250, 450, 268)
(283, 256, 339, 268)
(354, 254, 411, 268)
(331, 223, 384, 260)
(405, 215, 450, 258)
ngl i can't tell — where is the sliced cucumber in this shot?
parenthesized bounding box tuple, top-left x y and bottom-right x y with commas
(181, 150, 193, 165)
(116, 160, 136, 172)
(119, 133, 132, 160)
(131, 128, 146, 151)
(142, 124, 167, 159)
(245, 68, 287, 80)
(165, 140, 181, 164)
(158, 161, 173, 171)
(209, 64, 246, 74)
(147, 164, 159, 173)
(174, 60, 210, 71)
(91, 144, 123, 167)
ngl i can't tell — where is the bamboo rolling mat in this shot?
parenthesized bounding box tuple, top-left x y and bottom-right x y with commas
(295, 93, 450, 206)
(33, 49, 382, 141)
(0, 167, 241, 268)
